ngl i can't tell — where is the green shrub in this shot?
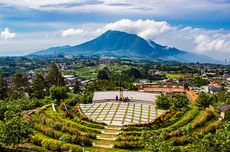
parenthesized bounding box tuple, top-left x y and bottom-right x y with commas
(59, 134, 72, 143)
(117, 135, 141, 141)
(156, 94, 172, 109)
(41, 139, 62, 152)
(153, 107, 177, 127)
(115, 141, 144, 149)
(61, 143, 81, 152)
(162, 106, 199, 133)
(30, 135, 43, 146)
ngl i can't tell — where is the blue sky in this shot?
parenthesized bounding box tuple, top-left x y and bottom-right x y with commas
(0, 0, 229, 61)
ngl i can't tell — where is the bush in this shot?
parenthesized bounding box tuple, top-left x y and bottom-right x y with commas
(31, 135, 43, 146)
(115, 141, 144, 149)
(61, 143, 81, 152)
(153, 107, 177, 127)
(172, 94, 189, 108)
(34, 123, 63, 140)
(41, 139, 62, 152)
(156, 94, 172, 109)
(59, 134, 72, 143)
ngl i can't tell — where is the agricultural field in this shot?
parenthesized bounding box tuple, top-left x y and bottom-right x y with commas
(74, 64, 130, 79)
(166, 73, 185, 79)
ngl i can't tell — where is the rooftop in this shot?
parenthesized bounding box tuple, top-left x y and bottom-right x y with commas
(218, 104, 230, 112)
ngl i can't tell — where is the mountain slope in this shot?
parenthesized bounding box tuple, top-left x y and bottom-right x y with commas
(30, 30, 220, 63)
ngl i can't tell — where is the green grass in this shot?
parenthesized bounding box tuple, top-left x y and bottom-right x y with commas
(131, 104, 135, 123)
(44, 109, 101, 134)
(139, 104, 143, 123)
(154, 106, 200, 133)
(110, 103, 121, 124)
(75, 66, 101, 79)
(122, 104, 130, 124)
(191, 119, 222, 135)
(90, 104, 102, 117)
(166, 73, 185, 79)
(104, 103, 114, 121)
(85, 147, 146, 152)
(93, 139, 115, 145)
(147, 105, 151, 122)
(85, 104, 96, 113)
(74, 64, 130, 79)
(96, 103, 108, 120)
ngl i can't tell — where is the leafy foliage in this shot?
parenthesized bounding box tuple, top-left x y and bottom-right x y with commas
(31, 73, 47, 99)
(197, 92, 217, 108)
(10, 72, 30, 99)
(156, 94, 171, 109)
(49, 86, 70, 104)
(97, 70, 109, 80)
(47, 63, 65, 87)
(0, 117, 31, 146)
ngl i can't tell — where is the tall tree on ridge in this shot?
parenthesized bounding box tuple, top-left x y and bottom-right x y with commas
(10, 72, 30, 99)
(47, 63, 65, 87)
(31, 73, 47, 99)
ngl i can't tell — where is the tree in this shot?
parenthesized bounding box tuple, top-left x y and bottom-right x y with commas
(49, 86, 70, 104)
(97, 70, 109, 80)
(156, 94, 172, 109)
(10, 72, 30, 99)
(172, 94, 189, 108)
(0, 117, 31, 146)
(0, 77, 8, 99)
(125, 68, 142, 79)
(47, 63, 65, 87)
(73, 82, 81, 94)
(31, 73, 47, 99)
(196, 92, 217, 108)
(192, 76, 209, 87)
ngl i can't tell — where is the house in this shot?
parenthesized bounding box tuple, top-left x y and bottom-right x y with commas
(208, 82, 222, 93)
(226, 77, 230, 85)
(218, 104, 230, 119)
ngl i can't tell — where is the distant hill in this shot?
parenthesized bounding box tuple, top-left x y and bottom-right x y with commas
(30, 30, 220, 64)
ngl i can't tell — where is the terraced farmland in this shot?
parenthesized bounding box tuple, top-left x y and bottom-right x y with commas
(19, 102, 222, 152)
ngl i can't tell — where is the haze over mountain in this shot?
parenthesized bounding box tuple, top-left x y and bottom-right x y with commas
(30, 30, 220, 64)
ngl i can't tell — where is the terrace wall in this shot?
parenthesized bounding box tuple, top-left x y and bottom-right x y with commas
(139, 85, 198, 103)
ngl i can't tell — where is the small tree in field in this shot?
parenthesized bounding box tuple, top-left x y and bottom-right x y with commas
(49, 86, 70, 104)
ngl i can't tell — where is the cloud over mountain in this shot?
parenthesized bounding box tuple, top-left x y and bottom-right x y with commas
(96, 19, 173, 39)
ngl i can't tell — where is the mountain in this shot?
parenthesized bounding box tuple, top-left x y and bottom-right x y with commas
(30, 30, 220, 63)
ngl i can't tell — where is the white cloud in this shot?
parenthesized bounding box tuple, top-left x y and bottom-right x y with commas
(61, 28, 85, 37)
(0, 28, 16, 40)
(96, 19, 173, 39)
(194, 34, 230, 52)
